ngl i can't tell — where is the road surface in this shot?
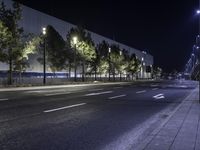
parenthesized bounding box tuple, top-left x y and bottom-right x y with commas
(0, 80, 198, 150)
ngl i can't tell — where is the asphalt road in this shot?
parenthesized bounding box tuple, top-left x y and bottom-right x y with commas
(0, 80, 198, 150)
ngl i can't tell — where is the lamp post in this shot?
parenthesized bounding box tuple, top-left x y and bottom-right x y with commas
(141, 57, 144, 79)
(108, 47, 111, 81)
(42, 27, 46, 85)
(73, 36, 78, 82)
(119, 50, 122, 81)
(197, 9, 200, 37)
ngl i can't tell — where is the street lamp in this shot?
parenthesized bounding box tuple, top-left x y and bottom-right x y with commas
(196, 9, 200, 35)
(108, 47, 111, 81)
(119, 50, 122, 81)
(42, 27, 46, 85)
(141, 57, 144, 79)
(73, 36, 78, 82)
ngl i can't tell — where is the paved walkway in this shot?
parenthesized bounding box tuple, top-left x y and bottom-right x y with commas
(136, 86, 200, 150)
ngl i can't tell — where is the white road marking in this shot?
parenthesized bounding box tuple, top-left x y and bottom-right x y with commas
(84, 91, 113, 96)
(0, 98, 9, 101)
(151, 84, 159, 87)
(136, 90, 146, 94)
(25, 89, 66, 94)
(44, 103, 86, 113)
(88, 88, 103, 92)
(153, 93, 165, 100)
(113, 87, 122, 89)
(45, 92, 71, 96)
(179, 85, 188, 88)
(152, 88, 159, 90)
(108, 94, 126, 99)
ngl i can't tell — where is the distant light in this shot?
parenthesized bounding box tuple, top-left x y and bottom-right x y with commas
(196, 46, 199, 49)
(109, 47, 111, 53)
(73, 36, 78, 44)
(197, 10, 200, 14)
(42, 27, 46, 35)
(120, 51, 122, 55)
(142, 51, 147, 54)
(192, 53, 194, 56)
(141, 57, 144, 61)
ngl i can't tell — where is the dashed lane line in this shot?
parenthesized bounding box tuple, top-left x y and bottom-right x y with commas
(136, 90, 146, 94)
(84, 91, 113, 96)
(43, 103, 86, 113)
(108, 94, 126, 99)
(0, 98, 9, 101)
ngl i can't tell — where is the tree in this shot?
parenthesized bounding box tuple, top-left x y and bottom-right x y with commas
(0, 21, 12, 61)
(13, 35, 41, 82)
(66, 26, 96, 82)
(0, 1, 27, 85)
(43, 25, 67, 73)
(127, 54, 141, 80)
(64, 42, 74, 79)
(90, 40, 110, 80)
(109, 44, 122, 81)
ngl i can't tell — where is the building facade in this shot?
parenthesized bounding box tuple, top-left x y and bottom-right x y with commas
(1, 0, 153, 79)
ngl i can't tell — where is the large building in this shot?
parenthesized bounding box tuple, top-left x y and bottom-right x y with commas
(1, 0, 153, 79)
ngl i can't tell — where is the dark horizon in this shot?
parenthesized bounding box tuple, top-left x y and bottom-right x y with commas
(14, 0, 199, 73)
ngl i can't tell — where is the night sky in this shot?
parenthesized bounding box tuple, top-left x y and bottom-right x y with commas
(14, 0, 199, 73)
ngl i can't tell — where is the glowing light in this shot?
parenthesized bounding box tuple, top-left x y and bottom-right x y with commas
(42, 27, 46, 35)
(73, 36, 78, 44)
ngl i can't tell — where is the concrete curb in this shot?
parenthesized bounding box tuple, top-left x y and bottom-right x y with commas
(0, 82, 131, 92)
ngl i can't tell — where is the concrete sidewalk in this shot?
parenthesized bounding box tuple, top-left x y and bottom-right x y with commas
(136, 86, 200, 150)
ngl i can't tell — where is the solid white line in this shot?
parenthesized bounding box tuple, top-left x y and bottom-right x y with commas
(0, 98, 9, 101)
(88, 88, 103, 92)
(44, 103, 86, 113)
(108, 94, 126, 99)
(45, 92, 71, 96)
(152, 88, 159, 90)
(84, 91, 113, 96)
(136, 90, 146, 94)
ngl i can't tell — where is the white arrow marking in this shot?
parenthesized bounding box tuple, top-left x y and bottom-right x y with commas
(153, 93, 165, 100)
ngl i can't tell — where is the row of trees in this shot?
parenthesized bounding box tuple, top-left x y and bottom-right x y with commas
(0, 1, 143, 85)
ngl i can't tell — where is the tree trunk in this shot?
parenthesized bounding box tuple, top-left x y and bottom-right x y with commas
(120, 72, 122, 81)
(94, 64, 97, 81)
(82, 61, 85, 82)
(113, 68, 115, 82)
(68, 63, 71, 79)
(19, 71, 22, 85)
(8, 57, 13, 85)
(132, 73, 134, 80)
